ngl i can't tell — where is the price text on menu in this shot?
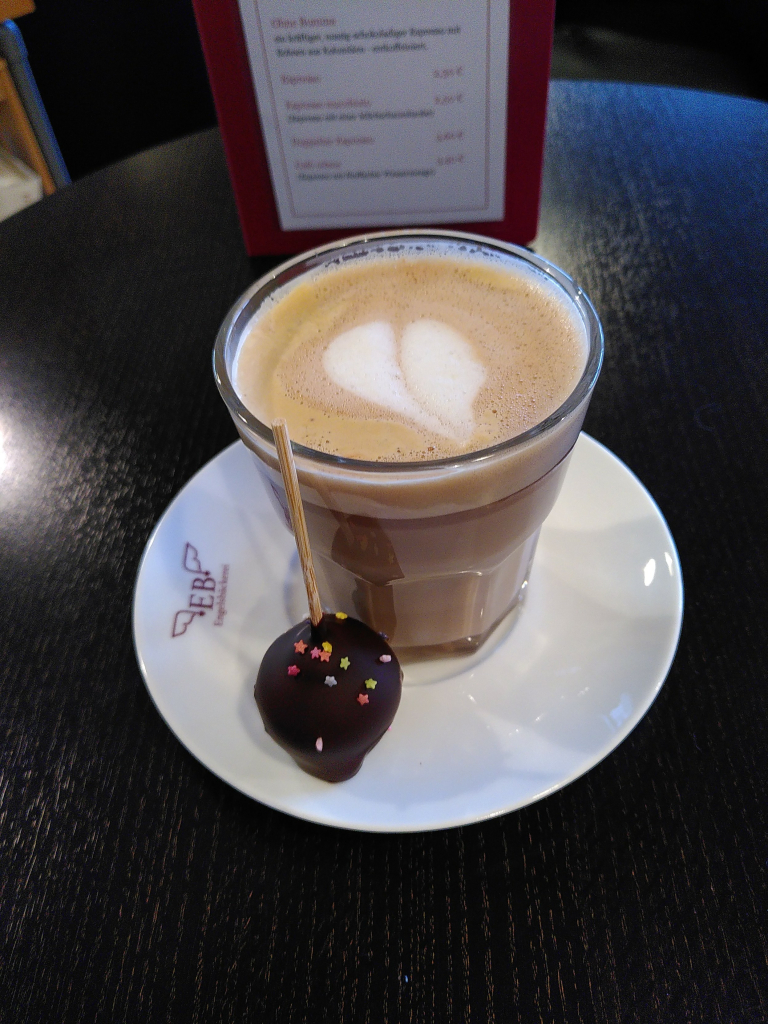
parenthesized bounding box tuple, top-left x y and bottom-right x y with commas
(237, 0, 510, 231)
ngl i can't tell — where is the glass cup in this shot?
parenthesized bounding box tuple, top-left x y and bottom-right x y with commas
(214, 230, 603, 661)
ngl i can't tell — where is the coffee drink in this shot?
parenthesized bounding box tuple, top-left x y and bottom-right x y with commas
(215, 233, 602, 660)
(235, 249, 587, 462)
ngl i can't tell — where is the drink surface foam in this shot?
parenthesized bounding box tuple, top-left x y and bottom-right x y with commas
(235, 248, 588, 461)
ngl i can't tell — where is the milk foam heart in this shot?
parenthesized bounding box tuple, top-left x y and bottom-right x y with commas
(322, 319, 485, 442)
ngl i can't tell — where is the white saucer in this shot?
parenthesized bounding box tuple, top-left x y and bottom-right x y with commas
(133, 435, 683, 832)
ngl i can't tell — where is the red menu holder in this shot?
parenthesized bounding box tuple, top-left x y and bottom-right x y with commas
(191, 0, 555, 255)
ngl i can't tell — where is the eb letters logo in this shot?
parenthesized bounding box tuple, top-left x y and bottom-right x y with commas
(171, 543, 229, 637)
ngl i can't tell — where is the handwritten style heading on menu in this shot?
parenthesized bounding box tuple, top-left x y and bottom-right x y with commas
(237, 0, 510, 231)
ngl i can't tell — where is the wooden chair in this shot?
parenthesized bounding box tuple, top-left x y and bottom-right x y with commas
(0, 0, 56, 194)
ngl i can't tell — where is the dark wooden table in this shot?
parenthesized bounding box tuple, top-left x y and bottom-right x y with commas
(2, 82, 767, 1022)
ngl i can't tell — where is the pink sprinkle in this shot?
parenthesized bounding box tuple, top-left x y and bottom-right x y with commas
(287, 665, 300, 676)
(316, 737, 323, 752)
(379, 654, 391, 663)
(310, 647, 321, 659)
(357, 694, 369, 706)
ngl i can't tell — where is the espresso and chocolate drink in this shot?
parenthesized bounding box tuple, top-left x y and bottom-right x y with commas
(215, 233, 602, 659)
(235, 252, 586, 462)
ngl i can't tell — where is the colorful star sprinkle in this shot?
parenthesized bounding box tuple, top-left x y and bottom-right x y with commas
(324, 676, 337, 687)
(310, 647, 321, 659)
(379, 654, 391, 663)
(319, 650, 331, 662)
(287, 665, 300, 676)
(339, 657, 350, 670)
(364, 678, 377, 690)
(315, 737, 323, 752)
(357, 694, 369, 706)
(335, 612, 348, 619)
(294, 640, 308, 654)
(321, 641, 332, 653)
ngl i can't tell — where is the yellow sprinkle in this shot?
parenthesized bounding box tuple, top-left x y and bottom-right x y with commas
(322, 641, 332, 653)
(364, 678, 377, 689)
(339, 657, 350, 670)
(335, 612, 348, 619)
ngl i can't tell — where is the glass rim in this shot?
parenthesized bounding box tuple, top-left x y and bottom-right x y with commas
(213, 229, 604, 473)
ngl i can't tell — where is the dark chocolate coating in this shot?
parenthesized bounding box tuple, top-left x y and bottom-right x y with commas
(255, 614, 402, 782)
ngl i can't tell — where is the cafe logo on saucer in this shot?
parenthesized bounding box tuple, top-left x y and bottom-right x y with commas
(172, 543, 230, 638)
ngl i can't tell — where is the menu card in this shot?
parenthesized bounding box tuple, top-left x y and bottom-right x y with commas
(192, 0, 555, 254)
(237, 0, 509, 231)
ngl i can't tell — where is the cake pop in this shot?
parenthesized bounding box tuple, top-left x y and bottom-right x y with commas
(254, 420, 402, 782)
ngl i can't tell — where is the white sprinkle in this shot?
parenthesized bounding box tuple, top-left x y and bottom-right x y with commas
(324, 675, 337, 687)
(316, 737, 323, 752)
(379, 654, 391, 663)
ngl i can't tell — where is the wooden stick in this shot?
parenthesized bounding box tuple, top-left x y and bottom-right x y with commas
(272, 419, 324, 628)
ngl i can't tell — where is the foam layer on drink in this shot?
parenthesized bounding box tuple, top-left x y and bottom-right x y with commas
(235, 245, 588, 462)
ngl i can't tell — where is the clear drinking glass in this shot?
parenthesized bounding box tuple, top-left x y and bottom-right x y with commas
(214, 230, 603, 660)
